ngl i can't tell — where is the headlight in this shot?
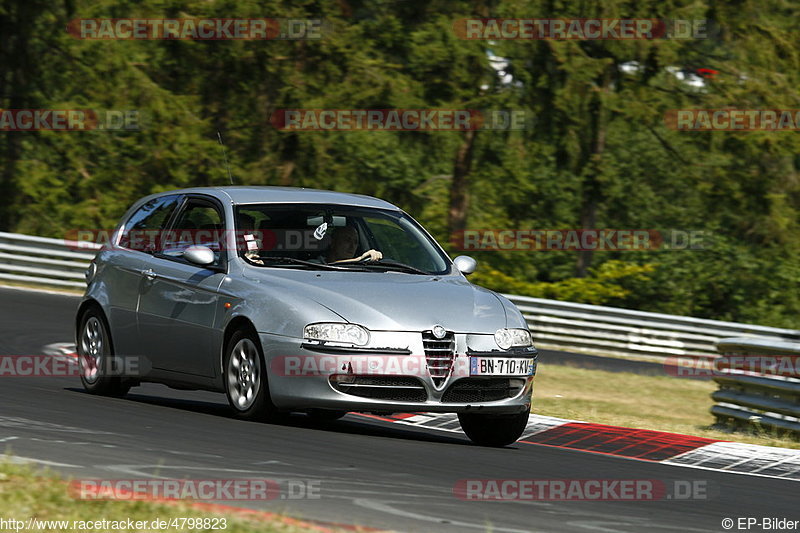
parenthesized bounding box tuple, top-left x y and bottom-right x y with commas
(494, 328, 532, 350)
(304, 323, 370, 346)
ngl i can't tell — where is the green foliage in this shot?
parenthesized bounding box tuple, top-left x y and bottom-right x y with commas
(0, 0, 799, 328)
(471, 260, 655, 306)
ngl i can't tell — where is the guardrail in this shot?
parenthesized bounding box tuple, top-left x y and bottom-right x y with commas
(0, 231, 100, 289)
(505, 294, 800, 360)
(1, 231, 798, 360)
(710, 338, 800, 435)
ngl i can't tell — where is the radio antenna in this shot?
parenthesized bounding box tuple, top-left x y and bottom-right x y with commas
(217, 131, 234, 185)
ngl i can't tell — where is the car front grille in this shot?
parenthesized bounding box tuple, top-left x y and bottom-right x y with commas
(441, 378, 525, 403)
(330, 376, 428, 402)
(422, 331, 455, 389)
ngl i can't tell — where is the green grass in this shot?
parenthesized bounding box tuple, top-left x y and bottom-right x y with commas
(533, 363, 800, 449)
(0, 461, 353, 533)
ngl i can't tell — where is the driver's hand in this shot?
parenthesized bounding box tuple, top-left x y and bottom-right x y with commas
(358, 249, 383, 262)
(244, 250, 264, 265)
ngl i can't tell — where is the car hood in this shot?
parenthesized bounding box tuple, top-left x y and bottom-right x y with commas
(242, 269, 509, 332)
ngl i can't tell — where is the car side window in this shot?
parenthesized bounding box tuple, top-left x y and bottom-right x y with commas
(161, 199, 225, 266)
(118, 195, 180, 253)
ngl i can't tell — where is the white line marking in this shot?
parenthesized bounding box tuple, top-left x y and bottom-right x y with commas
(374, 412, 800, 482)
(41, 343, 77, 358)
(567, 520, 711, 533)
(661, 458, 800, 482)
(353, 498, 539, 533)
(777, 464, 800, 478)
(749, 454, 800, 474)
(0, 416, 114, 435)
(2, 454, 80, 468)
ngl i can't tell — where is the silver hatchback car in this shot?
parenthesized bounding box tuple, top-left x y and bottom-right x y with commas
(76, 187, 537, 446)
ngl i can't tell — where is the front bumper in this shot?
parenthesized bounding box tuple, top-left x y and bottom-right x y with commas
(259, 331, 536, 415)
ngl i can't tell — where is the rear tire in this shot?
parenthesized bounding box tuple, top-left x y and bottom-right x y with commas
(224, 329, 278, 421)
(458, 410, 530, 447)
(77, 308, 131, 397)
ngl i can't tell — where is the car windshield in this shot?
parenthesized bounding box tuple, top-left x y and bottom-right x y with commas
(235, 204, 450, 275)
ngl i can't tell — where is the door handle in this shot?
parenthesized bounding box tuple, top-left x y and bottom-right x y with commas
(142, 268, 157, 281)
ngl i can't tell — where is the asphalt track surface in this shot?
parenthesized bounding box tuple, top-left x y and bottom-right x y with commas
(0, 286, 797, 532)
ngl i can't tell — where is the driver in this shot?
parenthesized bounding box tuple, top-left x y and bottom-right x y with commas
(326, 225, 382, 263)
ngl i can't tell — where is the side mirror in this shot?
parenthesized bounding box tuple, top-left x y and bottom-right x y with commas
(453, 255, 477, 276)
(183, 245, 215, 267)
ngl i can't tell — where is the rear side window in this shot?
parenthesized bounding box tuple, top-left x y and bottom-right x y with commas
(118, 195, 180, 252)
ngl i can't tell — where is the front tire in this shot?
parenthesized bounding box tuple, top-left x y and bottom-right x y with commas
(458, 410, 530, 447)
(77, 308, 130, 397)
(224, 329, 278, 420)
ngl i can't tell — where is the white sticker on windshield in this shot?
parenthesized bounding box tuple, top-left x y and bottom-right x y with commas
(246, 240, 258, 251)
(313, 222, 328, 241)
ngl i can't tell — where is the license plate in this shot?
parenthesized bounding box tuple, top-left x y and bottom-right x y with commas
(469, 357, 535, 376)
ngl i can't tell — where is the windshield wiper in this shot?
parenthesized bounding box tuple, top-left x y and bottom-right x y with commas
(252, 256, 347, 271)
(254, 256, 429, 275)
(337, 259, 430, 275)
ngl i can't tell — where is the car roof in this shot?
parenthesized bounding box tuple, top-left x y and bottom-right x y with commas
(153, 186, 400, 210)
